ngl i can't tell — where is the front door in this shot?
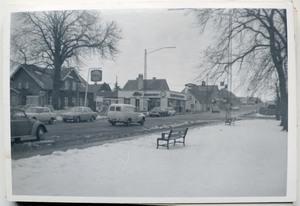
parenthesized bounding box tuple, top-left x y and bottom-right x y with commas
(135, 99, 140, 111)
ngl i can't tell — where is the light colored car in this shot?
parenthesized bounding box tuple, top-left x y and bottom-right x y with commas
(107, 104, 145, 126)
(62, 106, 97, 123)
(149, 107, 168, 117)
(25, 106, 56, 124)
(11, 108, 47, 143)
(211, 105, 221, 113)
(165, 107, 176, 116)
(231, 106, 240, 111)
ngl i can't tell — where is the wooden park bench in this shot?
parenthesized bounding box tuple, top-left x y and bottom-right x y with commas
(156, 127, 188, 149)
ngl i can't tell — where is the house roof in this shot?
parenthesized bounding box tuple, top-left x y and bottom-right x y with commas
(186, 84, 219, 103)
(11, 64, 85, 91)
(123, 79, 170, 91)
(88, 83, 112, 94)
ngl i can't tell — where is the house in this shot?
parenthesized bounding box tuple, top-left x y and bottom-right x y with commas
(10, 64, 95, 110)
(118, 74, 186, 112)
(183, 83, 220, 112)
(88, 83, 120, 113)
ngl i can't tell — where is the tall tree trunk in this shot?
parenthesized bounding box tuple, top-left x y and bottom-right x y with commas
(278, 75, 288, 130)
(52, 59, 62, 110)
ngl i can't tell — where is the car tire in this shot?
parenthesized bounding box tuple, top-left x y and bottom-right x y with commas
(36, 126, 46, 140)
(75, 116, 81, 123)
(110, 121, 116, 126)
(48, 118, 54, 125)
(90, 116, 95, 122)
(139, 118, 145, 125)
(125, 118, 131, 126)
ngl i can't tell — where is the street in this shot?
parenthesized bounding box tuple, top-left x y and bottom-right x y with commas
(11, 105, 258, 159)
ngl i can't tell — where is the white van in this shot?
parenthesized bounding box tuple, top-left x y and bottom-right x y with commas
(107, 104, 145, 126)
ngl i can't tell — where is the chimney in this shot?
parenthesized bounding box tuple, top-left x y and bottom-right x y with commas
(201, 81, 206, 86)
(137, 74, 144, 90)
(152, 77, 156, 80)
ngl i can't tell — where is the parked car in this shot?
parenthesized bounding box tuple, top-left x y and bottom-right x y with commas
(25, 106, 56, 124)
(61, 106, 97, 123)
(165, 107, 176, 116)
(149, 107, 168, 117)
(107, 104, 145, 126)
(259, 104, 278, 116)
(211, 105, 221, 113)
(11, 108, 47, 143)
(231, 106, 240, 111)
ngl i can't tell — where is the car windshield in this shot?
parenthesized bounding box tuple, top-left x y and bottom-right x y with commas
(26, 107, 43, 113)
(68, 107, 81, 112)
(151, 107, 160, 112)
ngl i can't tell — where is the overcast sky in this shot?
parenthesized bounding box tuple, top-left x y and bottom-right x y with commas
(79, 9, 215, 92)
(11, 9, 276, 101)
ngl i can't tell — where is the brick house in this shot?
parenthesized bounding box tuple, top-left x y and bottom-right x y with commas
(10, 64, 95, 110)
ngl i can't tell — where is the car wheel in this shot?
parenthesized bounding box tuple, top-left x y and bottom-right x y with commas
(126, 118, 132, 126)
(48, 118, 54, 125)
(139, 118, 145, 125)
(75, 116, 81, 123)
(36, 126, 46, 140)
(110, 121, 116, 126)
(90, 116, 95, 122)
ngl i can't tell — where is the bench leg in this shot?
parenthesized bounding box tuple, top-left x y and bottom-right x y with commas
(173, 139, 176, 146)
(167, 140, 169, 149)
(157, 139, 159, 149)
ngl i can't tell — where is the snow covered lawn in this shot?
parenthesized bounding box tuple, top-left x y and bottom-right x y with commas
(12, 119, 287, 197)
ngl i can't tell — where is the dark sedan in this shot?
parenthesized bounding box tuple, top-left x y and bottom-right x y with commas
(61, 106, 97, 123)
(11, 108, 47, 143)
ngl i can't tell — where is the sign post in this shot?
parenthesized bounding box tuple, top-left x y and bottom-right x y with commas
(84, 68, 102, 107)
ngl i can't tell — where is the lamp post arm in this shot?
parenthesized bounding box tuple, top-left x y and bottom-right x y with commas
(147, 46, 176, 54)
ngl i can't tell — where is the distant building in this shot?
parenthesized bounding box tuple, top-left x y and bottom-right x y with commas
(88, 83, 120, 113)
(118, 74, 186, 112)
(10, 64, 95, 110)
(183, 83, 219, 112)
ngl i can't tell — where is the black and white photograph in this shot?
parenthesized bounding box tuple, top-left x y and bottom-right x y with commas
(3, 2, 297, 203)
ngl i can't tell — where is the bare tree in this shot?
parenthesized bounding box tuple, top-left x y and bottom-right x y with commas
(193, 9, 288, 130)
(11, 10, 121, 109)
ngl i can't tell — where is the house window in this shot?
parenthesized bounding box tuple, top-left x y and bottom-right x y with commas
(72, 82, 76, 91)
(124, 98, 130, 104)
(72, 97, 76, 105)
(65, 81, 70, 90)
(18, 82, 22, 89)
(64, 97, 68, 106)
(48, 96, 52, 104)
(25, 82, 29, 89)
(80, 97, 84, 106)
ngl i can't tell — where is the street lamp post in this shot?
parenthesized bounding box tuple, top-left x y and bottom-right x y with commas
(144, 46, 176, 81)
(143, 46, 176, 111)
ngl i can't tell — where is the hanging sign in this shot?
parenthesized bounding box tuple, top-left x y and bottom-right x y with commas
(90, 68, 102, 82)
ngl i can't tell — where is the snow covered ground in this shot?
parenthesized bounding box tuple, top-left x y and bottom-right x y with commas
(12, 119, 287, 197)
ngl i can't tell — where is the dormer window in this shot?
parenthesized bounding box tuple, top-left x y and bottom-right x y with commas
(18, 82, 22, 89)
(25, 82, 29, 89)
(65, 80, 70, 90)
(72, 82, 76, 91)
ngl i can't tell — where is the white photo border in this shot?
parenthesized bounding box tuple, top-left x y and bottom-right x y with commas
(1, 0, 297, 204)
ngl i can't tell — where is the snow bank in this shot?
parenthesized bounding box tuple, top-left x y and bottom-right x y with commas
(12, 119, 287, 197)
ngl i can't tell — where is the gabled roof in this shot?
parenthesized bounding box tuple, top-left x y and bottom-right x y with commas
(186, 84, 219, 103)
(123, 79, 170, 91)
(11, 64, 85, 90)
(88, 83, 112, 94)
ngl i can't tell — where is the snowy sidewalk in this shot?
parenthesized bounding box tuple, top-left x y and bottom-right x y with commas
(12, 119, 287, 197)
